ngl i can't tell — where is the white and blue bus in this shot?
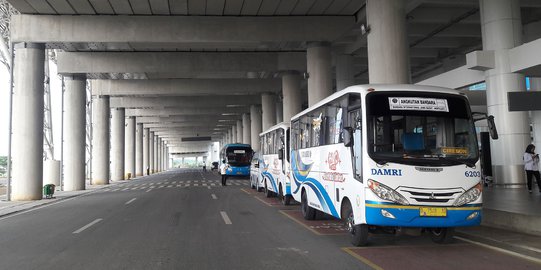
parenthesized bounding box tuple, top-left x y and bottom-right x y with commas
(259, 123, 292, 205)
(220, 143, 254, 177)
(289, 84, 497, 246)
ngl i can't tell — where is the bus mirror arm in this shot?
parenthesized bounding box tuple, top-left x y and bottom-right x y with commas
(472, 112, 499, 140)
(343, 127, 354, 147)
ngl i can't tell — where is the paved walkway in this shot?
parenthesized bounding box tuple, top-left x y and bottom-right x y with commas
(483, 186, 541, 216)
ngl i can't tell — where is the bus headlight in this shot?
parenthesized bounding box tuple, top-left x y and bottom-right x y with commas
(368, 179, 409, 205)
(453, 182, 482, 206)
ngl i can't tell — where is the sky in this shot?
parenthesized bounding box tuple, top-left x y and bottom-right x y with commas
(0, 60, 63, 159)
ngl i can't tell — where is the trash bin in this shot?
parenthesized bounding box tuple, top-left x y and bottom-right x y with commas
(43, 184, 55, 199)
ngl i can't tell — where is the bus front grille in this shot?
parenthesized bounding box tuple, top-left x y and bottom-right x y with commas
(398, 187, 464, 205)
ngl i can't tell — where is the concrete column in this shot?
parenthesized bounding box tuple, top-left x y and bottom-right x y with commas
(11, 43, 45, 200)
(63, 76, 87, 191)
(157, 138, 162, 172)
(149, 131, 155, 173)
(91, 95, 110, 185)
(282, 73, 303, 122)
(125, 116, 136, 179)
(136, 123, 144, 176)
(231, 126, 237, 143)
(242, 113, 251, 145)
(531, 78, 541, 148)
(366, 0, 410, 84)
(276, 100, 283, 123)
(307, 42, 332, 106)
(236, 120, 243, 143)
(335, 54, 356, 90)
(262, 93, 277, 131)
(110, 108, 125, 182)
(481, 0, 529, 187)
(153, 135, 159, 173)
(143, 128, 150, 175)
(250, 105, 262, 151)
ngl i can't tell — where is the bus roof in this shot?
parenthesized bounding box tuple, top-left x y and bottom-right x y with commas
(222, 143, 252, 149)
(259, 122, 290, 137)
(291, 84, 464, 121)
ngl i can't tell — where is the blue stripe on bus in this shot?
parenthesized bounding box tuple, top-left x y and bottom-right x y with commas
(262, 171, 278, 193)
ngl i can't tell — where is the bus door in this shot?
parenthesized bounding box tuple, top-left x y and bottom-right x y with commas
(348, 108, 363, 181)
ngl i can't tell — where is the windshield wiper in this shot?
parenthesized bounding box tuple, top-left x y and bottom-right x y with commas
(436, 155, 475, 168)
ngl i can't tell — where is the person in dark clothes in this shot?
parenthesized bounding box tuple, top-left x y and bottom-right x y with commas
(523, 144, 541, 193)
(220, 159, 229, 186)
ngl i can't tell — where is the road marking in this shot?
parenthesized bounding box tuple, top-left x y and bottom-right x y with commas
(220, 211, 232, 225)
(73, 218, 103, 234)
(342, 247, 384, 270)
(125, 198, 137, 205)
(146, 188, 153, 192)
(207, 186, 211, 190)
(454, 236, 541, 265)
(211, 194, 218, 200)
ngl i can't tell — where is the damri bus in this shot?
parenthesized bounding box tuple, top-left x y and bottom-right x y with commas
(220, 143, 254, 177)
(289, 84, 497, 246)
(259, 123, 292, 205)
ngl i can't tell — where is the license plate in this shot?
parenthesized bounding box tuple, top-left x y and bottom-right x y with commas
(419, 207, 447, 217)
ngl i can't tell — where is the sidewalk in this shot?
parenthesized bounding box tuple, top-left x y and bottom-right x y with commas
(0, 180, 125, 218)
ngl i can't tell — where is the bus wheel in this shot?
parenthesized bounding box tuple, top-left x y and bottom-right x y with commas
(264, 183, 273, 198)
(280, 186, 291, 206)
(301, 191, 316, 220)
(344, 205, 368, 246)
(430, 228, 454, 244)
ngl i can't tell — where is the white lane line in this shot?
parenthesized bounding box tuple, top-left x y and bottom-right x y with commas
(454, 236, 541, 264)
(211, 194, 218, 200)
(73, 218, 103, 234)
(125, 198, 137, 205)
(207, 186, 211, 190)
(220, 211, 232, 225)
(146, 188, 153, 193)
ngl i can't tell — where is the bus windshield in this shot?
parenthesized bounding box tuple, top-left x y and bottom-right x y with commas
(366, 91, 479, 167)
(226, 146, 253, 166)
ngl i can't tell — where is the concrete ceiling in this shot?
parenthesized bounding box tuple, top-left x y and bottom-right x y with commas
(7, 0, 541, 154)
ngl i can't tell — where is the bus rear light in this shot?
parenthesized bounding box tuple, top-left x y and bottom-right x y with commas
(368, 179, 409, 205)
(453, 182, 482, 206)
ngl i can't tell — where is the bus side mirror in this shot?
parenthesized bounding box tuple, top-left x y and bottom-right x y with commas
(487, 115, 498, 140)
(343, 127, 353, 147)
(278, 148, 284, 160)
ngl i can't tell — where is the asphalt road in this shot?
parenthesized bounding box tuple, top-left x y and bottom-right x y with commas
(0, 169, 367, 270)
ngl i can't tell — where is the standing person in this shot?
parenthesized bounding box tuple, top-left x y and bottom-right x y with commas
(220, 159, 229, 186)
(523, 144, 541, 193)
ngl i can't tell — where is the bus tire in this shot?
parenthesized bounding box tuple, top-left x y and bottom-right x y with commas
(264, 182, 273, 198)
(429, 228, 454, 244)
(301, 190, 316, 220)
(279, 185, 291, 206)
(344, 204, 368, 246)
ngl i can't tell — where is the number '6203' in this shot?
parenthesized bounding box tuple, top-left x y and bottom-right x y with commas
(465, 171, 481, 177)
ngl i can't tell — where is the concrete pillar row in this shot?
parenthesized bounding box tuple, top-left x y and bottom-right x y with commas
(262, 93, 277, 131)
(143, 128, 150, 175)
(11, 43, 45, 200)
(480, 0, 529, 187)
(366, 0, 410, 84)
(111, 108, 125, 181)
(149, 131, 154, 174)
(242, 113, 251, 145)
(236, 120, 243, 144)
(136, 123, 144, 176)
(125, 116, 136, 179)
(307, 42, 333, 106)
(282, 73, 303, 122)
(250, 105, 262, 152)
(156, 137, 161, 172)
(335, 54, 356, 91)
(63, 76, 87, 191)
(91, 95, 110, 185)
